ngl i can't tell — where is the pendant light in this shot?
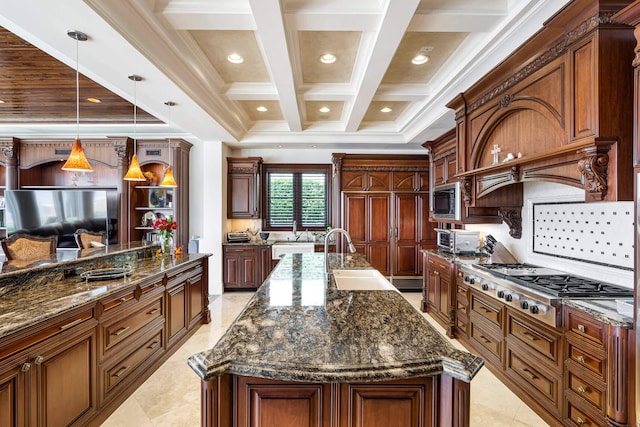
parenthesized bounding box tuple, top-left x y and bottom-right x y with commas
(123, 74, 146, 181)
(62, 30, 93, 172)
(160, 101, 178, 187)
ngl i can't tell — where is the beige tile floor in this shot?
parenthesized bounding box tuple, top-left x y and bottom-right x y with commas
(102, 291, 549, 427)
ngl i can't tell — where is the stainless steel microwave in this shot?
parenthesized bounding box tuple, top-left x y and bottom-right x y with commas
(431, 182, 461, 221)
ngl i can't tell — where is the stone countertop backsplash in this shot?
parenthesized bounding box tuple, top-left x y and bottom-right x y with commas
(188, 252, 484, 384)
(0, 245, 209, 340)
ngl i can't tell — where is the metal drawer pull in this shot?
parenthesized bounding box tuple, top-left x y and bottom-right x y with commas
(113, 326, 130, 336)
(479, 306, 492, 313)
(147, 341, 160, 350)
(479, 335, 491, 344)
(59, 317, 85, 331)
(120, 297, 129, 303)
(577, 385, 587, 394)
(577, 417, 586, 426)
(521, 331, 537, 341)
(577, 324, 585, 333)
(147, 308, 160, 315)
(113, 366, 129, 378)
(521, 368, 537, 380)
(33, 356, 44, 365)
(21, 363, 31, 372)
(577, 355, 586, 364)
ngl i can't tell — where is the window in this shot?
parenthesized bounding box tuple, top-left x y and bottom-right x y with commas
(262, 164, 331, 231)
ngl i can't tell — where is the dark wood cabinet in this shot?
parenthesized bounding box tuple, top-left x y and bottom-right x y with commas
(422, 253, 454, 336)
(453, 269, 469, 339)
(0, 306, 97, 427)
(341, 170, 391, 191)
(223, 244, 274, 290)
(342, 193, 391, 276)
(563, 307, 630, 427)
(227, 157, 262, 219)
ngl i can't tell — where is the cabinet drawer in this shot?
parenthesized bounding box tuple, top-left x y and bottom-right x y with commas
(469, 320, 503, 364)
(566, 370, 605, 412)
(507, 312, 561, 368)
(470, 292, 503, 328)
(506, 347, 560, 412)
(566, 341, 605, 380)
(102, 327, 164, 398)
(100, 287, 137, 314)
(101, 297, 164, 357)
(565, 395, 605, 427)
(565, 309, 605, 349)
(224, 245, 257, 255)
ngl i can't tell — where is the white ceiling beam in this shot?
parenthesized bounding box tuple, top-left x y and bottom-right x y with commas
(248, 0, 302, 132)
(284, 12, 379, 31)
(344, 0, 421, 133)
(225, 83, 279, 100)
(162, 0, 256, 30)
(408, 11, 506, 32)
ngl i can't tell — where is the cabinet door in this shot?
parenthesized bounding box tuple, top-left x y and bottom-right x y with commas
(394, 193, 419, 276)
(228, 174, 258, 218)
(417, 194, 437, 273)
(167, 284, 187, 346)
(223, 255, 240, 288)
(240, 255, 257, 287)
(259, 245, 272, 284)
(367, 194, 391, 275)
(0, 363, 27, 427)
(188, 271, 205, 326)
(342, 171, 367, 191)
(433, 158, 446, 186)
(366, 171, 391, 191)
(32, 327, 96, 427)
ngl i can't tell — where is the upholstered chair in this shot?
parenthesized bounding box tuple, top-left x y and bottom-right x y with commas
(1, 233, 58, 261)
(73, 229, 106, 249)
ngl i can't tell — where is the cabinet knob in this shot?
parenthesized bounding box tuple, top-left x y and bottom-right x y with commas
(576, 355, 586, 364)
(576, 417, 586, 426)
(577, 385, 587, 394)
(577, 324, 585, 333)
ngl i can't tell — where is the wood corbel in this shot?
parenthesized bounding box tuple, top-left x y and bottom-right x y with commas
(498, 208, 522, 239)
(577, 142, 612, 201)
(460, 176, 473, 205)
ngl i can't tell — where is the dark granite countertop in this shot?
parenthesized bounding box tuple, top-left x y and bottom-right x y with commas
(0, 246, 210, 340)
(563, 299, 634, 328)
(187, 252, 484, 384)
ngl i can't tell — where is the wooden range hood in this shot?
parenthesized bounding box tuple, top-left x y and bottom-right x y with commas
(446, 0, 636, 237)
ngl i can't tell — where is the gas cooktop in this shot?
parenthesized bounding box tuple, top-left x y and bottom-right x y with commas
(473, 263, 633, 298)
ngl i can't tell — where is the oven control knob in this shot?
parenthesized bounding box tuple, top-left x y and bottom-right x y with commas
(481, 284, 489, 291)
(464, 275, 470, 282)
(505, 294, 513, 302)
(497, 290, 505, 298)
(530, 305, 540, 314)
(520, 301, 529, 310)
(469, 277, 475, 284)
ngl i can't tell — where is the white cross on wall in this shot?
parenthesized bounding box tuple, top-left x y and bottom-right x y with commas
(491, 144, 501, 164)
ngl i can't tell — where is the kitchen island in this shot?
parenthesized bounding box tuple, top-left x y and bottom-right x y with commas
(188, 253, 483, 427)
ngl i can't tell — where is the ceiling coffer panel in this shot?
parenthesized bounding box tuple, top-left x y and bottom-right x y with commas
(305, 101, 343, 122)
(190, 30, 271, 83)
(362, 101, 410, 122)
(382, 32, 468, 84)
(239, 101, 284, 121)
(299, 31, 362, 84)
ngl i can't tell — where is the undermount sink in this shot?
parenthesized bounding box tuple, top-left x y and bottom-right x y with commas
(271, 242, 315, 259)
(332, 269, 398, 291)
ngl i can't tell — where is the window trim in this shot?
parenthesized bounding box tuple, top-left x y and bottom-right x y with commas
(261, 163, 332, 232)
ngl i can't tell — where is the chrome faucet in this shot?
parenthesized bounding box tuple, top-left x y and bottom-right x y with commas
(324, 227, 357, 274)
(292, 220, 301, 241)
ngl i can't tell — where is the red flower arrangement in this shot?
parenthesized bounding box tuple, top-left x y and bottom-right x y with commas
(153, 215, 178, 240)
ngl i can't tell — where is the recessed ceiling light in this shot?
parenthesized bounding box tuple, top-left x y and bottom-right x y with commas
(277, 144, 283, 148)
(256, 106, 268, 112)
(86, 97, 101, 103)
(380, 107, 392, 113)
(311, 145, 317, 148)
(320, 53, 336, 64)
(412, 54, 429, 65)
(319, 106, 330, 113)
(227, 53, 244, 64)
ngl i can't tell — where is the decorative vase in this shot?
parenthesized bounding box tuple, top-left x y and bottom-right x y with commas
(160, 235, 173, 256)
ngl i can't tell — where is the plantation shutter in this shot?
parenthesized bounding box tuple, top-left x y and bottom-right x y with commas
(264, 166, 329, 230)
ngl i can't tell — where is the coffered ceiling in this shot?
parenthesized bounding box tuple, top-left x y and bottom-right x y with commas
(0, 0, 568, 150)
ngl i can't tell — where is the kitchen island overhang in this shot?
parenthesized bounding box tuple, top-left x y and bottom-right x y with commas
(188, 253, 483, 427)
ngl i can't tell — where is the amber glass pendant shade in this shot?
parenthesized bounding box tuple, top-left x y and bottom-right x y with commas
(123, 154, 146, 181)
(62, 138, 93, 171)
(160, 166, 178, 187)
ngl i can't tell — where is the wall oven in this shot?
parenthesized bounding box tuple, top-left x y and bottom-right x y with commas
(431, 182, 461, 221)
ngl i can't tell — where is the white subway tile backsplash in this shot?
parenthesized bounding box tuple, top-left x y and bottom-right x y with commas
(532, 201, 634, 270)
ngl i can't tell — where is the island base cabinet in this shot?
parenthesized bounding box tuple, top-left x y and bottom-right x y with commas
(201, 374, 471, 427)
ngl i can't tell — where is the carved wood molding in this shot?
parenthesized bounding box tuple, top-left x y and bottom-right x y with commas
(468, 11, 617, 113)
(432, 146, 457, 161)
(460, 176, 473, 205)
(340, 165, 428, 172)
(578, 152, 609, 200)
(498, 208, 522, 239)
